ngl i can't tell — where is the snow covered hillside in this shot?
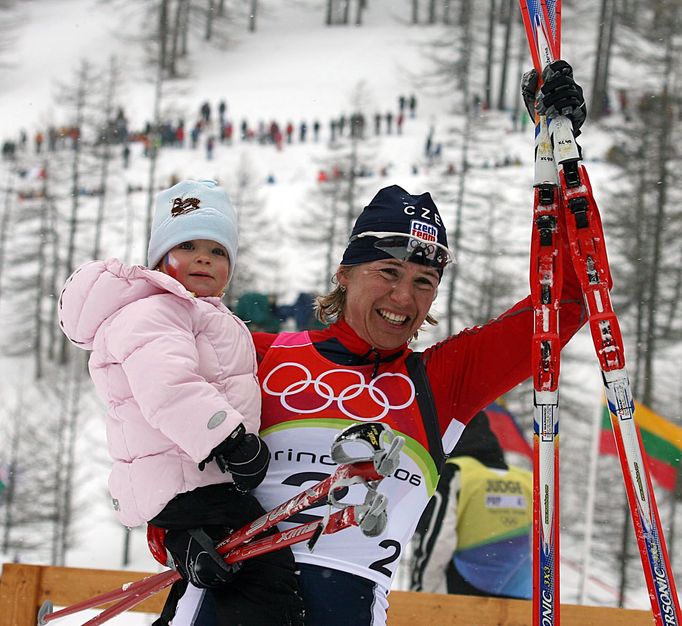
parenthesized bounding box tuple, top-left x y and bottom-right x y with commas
(0, 0, 677, 623)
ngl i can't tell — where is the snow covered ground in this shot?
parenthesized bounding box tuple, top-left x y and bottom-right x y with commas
(0, 0, 668, 623)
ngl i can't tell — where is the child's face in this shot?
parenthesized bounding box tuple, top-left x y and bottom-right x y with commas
(158, 239, 230, 297)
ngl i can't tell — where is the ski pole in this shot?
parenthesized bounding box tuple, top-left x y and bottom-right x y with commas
(37, 458, 391, 625)
(78, 502, 375, 626)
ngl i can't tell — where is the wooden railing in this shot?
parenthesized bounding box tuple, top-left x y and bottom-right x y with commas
(0, 562, 654, 625)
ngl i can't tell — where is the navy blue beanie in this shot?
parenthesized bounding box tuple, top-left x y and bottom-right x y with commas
(340, 185, 449, 268)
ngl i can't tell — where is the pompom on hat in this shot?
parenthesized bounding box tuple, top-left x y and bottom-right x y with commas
(147, 179, 238, 280)
(340, 185, 452, 274)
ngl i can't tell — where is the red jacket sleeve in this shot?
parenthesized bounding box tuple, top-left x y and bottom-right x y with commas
(423, 242, 586, 442)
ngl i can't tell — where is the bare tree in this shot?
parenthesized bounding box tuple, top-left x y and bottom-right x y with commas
(427, 0, 436, 24)
(205, 0, 215, 41)
(484, 0, 496, 109)
(0, 168, 15, 307)
(57, 60, 93, 364)
(497, 0, 515, 111)
(590, 0, 617, 120)
(249, 0, 258, 32)
(92, 57, 124, 260)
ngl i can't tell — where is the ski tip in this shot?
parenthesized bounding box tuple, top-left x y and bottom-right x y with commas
(37, 600, 53, 625)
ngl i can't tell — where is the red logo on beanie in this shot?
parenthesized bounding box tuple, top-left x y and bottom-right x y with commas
(171, 197, 201, 217)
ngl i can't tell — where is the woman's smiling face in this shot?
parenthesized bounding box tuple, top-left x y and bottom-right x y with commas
(337, 259, 439, 350)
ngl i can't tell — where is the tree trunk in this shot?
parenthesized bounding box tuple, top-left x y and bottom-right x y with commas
(355, 0, 365, 25)
(181, 0, 190, 56)
(497, 0, 513, 111)
(342, 0, 350, 24)
(641, 15, 674, 406)
(345, 138, 359, 236)
(52, 370, 70, 565)
(590, 0, 615, 120)
(205, 0, 215, 41)
(324, 191, 339, 291)
(412, 0, 418, 24)
(0, 170, 13, 308)
(326, 0, 333, 26)
(46, 190, 60, 363)
(249, 0, 257, 32)
(631, 140, 650, 401)
(428, 0, 436, 24)
(145, 7, 166, 257)
(445, 0, 472, 335)
(1, 395, 23, 555)
(59, 61, 89, 365)
(57, 353, 86, 565)
(484, 0, 496, 110)
(33, 186, 49, 380)
(442, 0, 450, 24)
(93, 57, 117, 261)
(159, 0, 169, 72)
(169, 0, 185, 76)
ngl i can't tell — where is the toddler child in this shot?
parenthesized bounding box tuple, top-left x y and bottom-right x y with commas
(58, 179, 304, 625)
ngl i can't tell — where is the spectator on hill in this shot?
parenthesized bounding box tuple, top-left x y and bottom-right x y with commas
(409, 93, 417, 118)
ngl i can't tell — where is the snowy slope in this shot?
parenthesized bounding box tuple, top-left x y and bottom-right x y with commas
(0, 0, 666, 622)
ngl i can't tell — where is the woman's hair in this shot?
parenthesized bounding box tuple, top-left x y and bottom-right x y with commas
(314, 267, 438, 339)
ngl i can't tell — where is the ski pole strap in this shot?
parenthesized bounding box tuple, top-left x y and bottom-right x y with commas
(356, 488, 388, 537)
(330, 422, 404, 476)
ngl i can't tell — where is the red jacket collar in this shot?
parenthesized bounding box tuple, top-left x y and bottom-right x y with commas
(309, 317, 407, 360)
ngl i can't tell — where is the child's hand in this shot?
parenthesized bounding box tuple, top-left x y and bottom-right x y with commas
(164, 527, 242, 588)
(199, 424, 271, 491)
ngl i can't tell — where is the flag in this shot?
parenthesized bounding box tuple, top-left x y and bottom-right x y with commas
(485, 402, 533, 462)
(600, 400, 682, 491)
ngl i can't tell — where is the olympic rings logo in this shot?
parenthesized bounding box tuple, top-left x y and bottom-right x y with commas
(262, 362, 415, 422)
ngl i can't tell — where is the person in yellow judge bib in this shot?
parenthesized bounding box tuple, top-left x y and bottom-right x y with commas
(410, 411, 533, 599)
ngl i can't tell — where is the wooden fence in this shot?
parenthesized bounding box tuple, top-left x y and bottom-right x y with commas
(0, 562, 654, 625)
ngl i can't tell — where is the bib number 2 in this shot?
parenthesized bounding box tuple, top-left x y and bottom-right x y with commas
(369, 539, 401, 577)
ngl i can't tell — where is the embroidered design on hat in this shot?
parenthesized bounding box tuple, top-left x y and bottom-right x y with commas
(171, 197, 201, 217)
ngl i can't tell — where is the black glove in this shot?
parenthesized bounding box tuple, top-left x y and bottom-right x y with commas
(521, 60, 587, 134)
(164, 526, 241, 588)
(199, 423, 271, 492)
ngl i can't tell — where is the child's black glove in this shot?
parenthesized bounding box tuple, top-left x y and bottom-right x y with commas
(199, 423, 271, 491)
(164, 526, 241, 588)
(521, 59, 587, 134)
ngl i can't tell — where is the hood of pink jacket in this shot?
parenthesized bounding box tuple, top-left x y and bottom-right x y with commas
(59, 259, 201, 349)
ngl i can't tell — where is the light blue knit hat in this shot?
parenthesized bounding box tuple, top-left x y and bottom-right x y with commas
(147, 179, 238, 280)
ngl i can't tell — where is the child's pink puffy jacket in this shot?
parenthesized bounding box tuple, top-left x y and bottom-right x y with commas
(58, 259, 261, 528)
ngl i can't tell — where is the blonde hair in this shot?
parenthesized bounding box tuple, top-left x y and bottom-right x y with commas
(314, 267, 438, 338)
